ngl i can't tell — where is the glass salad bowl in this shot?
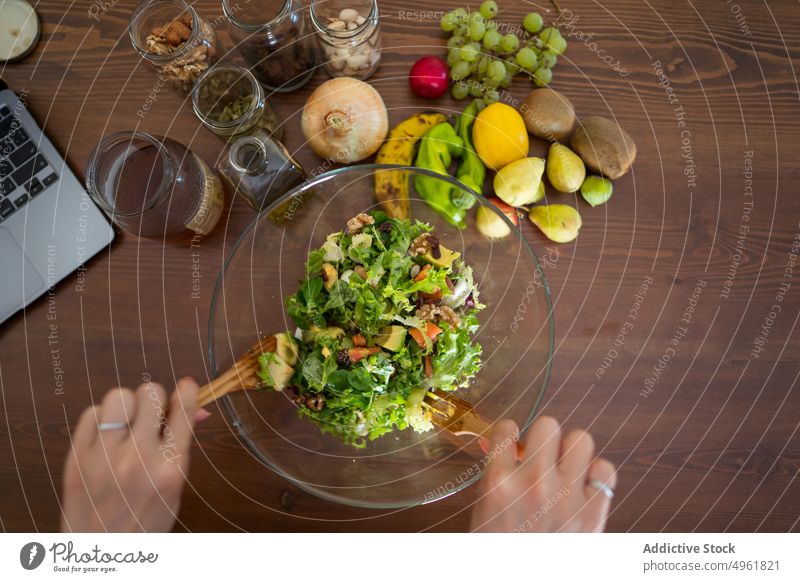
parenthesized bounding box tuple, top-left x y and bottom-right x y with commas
(208, 164, 553, 508)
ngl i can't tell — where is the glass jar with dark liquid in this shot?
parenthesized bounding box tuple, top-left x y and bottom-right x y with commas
(223, 0, 318, 93)
(217, 130, 306, 211)
(86, 132, 224, 238)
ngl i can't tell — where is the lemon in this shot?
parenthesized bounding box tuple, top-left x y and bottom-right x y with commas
(472, 103, 530, 170)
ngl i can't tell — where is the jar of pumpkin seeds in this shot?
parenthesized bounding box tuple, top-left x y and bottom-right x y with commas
(191, 63, 282, 141)
(310, 0, 381, 80)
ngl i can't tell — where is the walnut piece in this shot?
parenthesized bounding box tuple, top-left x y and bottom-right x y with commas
(409, 233, 434, 257)
(145, 34, 174, 55)
(346, 213, 375, 234)
(416, 304, 461, 328)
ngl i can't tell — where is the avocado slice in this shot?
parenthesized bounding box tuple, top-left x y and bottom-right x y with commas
(423, 244, 460, 269)
(258, 353, 294, 391)
(375, 325, 407, 352)
(274, 332, 299, 366)
(321, 263, 338, 291)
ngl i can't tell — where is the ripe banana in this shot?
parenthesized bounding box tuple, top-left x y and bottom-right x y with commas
(374, 112, 448, 218)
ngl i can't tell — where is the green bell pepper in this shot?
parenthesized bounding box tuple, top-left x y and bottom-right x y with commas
(453, 99, 486, 209)
(414, 122, 467, 228)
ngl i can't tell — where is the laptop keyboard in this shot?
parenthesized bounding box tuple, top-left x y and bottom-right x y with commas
(0, 104, 59, 223)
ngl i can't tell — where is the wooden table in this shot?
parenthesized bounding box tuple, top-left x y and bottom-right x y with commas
(2, 0, 798, 532)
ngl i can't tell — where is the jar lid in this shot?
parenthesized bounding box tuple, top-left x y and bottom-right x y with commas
(0, 0, 41, 64)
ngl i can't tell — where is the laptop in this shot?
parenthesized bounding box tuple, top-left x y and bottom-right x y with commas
(0, 79, 114, 324)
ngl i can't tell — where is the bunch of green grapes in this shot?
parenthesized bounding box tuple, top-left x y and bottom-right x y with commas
(441, 2, 568, 103)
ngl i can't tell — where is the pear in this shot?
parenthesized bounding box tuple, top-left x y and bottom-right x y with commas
(476, 197, 523, 239)
(546, 143, 586, 193)
(476, 206, 511, 239)
(528, 204, 582, 243)
(493, 157, 545, 207)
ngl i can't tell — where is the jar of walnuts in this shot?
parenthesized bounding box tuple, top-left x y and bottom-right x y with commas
(129, 0, 220, 92)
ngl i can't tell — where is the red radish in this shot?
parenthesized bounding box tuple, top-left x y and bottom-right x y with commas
(488, 197, 520, 226)
(409, 56, 449, 99)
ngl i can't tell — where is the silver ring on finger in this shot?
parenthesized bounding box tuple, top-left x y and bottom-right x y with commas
(587, 479, 615, 499)
(97, 421, 129, 432)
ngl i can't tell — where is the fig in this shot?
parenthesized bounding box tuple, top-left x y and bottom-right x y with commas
(528, 204, 582, 243)
(546, 143, 585, 193)
(580, 175, 613, 207)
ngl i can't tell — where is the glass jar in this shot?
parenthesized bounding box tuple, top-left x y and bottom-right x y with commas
(192, 64, 283, 142)
(86, 132, 224, 238)
(310, 0, 381, 80)
(223, 0, 318, 93)
(217, 130, 306, 211)
(128, 0, 220, 92)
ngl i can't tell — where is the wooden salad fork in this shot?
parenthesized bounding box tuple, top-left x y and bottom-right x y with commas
(193, 335, 277, 408)
(423, 391, 527, 458)
(422, 390, 491, 438)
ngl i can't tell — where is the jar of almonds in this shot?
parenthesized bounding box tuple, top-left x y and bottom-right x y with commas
(310, 0, 381, 80)
(129, 0, 220, 92)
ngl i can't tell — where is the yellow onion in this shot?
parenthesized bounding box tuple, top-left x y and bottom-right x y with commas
(301, 78, 388, 163)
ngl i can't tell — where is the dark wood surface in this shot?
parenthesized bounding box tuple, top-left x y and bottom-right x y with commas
(2, 0, 799, 532)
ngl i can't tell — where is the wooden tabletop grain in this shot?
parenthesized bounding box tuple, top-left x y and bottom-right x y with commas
(1, 0, 799, 532)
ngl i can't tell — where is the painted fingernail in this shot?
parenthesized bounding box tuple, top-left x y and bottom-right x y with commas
(195, 408, 212, 423)
(479, 437, 490, 455)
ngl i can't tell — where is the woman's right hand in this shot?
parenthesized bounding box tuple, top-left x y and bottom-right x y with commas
(470, 416, 617, 532)
(61, 378, 208, 532)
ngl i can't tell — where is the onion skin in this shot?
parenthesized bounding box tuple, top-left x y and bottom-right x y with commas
(301, 78, 389, 163)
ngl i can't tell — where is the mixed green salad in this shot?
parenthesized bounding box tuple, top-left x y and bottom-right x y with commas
(257, 211, 484, 446)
